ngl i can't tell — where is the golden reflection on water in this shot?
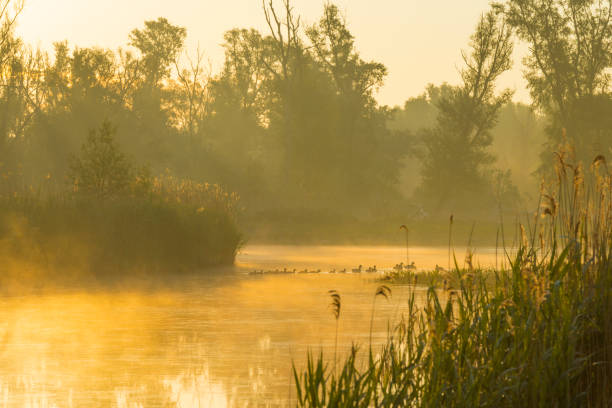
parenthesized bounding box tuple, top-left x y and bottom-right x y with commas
(0, 245, 496, 407)
(238, 244, 500, 271)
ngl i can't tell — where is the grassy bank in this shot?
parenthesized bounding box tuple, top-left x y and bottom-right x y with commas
(294, 155, 612, 406)
(0, 178, 242, 280)
(0, 122, 243, 281)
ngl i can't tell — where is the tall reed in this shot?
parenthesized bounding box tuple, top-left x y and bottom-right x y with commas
(400, 225, 409, 265)
(328, 290, 341, 376)
(294, 149, 612, 407)
(448, 214, 453, 271)
(369, 285, 391, 350)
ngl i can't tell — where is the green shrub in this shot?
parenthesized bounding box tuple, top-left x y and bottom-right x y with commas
(0, 179, 242, 277)
(69, 120, 133, 199)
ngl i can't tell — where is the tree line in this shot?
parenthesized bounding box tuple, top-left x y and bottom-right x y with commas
(0, 0, 610, 224)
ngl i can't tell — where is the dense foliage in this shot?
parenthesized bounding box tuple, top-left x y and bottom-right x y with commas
(0, 0, 610, 240)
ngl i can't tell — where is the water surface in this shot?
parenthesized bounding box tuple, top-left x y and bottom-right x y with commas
(0, 245, 497, 407)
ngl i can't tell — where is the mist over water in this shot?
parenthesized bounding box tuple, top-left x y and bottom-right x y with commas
(1, 0, 611, 405)
(0, 245, 464, 407)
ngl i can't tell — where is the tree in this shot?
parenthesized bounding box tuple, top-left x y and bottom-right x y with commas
(490, 102, 547, 196)
(16, 42, 131, 184)
(306, 4, 386, 101)
(190, 29, 269, 199)
(254, 1, 404, 210)
(70, 47, 116, 104)
(207, 28, 268, 159)
(128, 18, 187, 167)
(305, 4, 392, 203)
(128, 17, 186, 85)
(173, 45, 211, 142)
(218, 29, 268, 115)
(0, 0, 22, 67)
(418, 11, 514, 212)
(70, 120, 132, 199)
(260, 0, 307, 190)
(0, 0, 24, 163)
(497, 0, 612, 163)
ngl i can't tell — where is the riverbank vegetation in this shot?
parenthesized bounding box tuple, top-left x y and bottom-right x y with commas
(4, 0, 607, 245)
(294, 148, 612, 407)
(292, 0, 612, 403)
(0, 120, 242, 279)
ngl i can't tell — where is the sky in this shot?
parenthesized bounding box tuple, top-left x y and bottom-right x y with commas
(14, 0, 530, 107)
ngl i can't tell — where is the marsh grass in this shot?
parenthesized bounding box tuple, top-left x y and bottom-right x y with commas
(369, 285, 391, 350)
(293, 150, 612, 407)
(400, 225, 409, 265)
(328, 290, 341, 376)
(0, 175, 243, 278)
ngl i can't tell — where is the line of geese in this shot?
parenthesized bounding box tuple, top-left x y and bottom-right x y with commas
(248, 264, 384, 276)
(393, 261, 417, 271)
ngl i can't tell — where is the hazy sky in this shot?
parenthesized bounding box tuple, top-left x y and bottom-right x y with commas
(15, 0, 530, 107)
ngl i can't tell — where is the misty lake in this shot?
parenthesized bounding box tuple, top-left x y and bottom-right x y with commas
(0, 245, 498, 407)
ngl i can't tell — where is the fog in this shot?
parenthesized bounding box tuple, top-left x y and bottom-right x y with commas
(0, 0, 611, 405)
(2, 0, 591, 249)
